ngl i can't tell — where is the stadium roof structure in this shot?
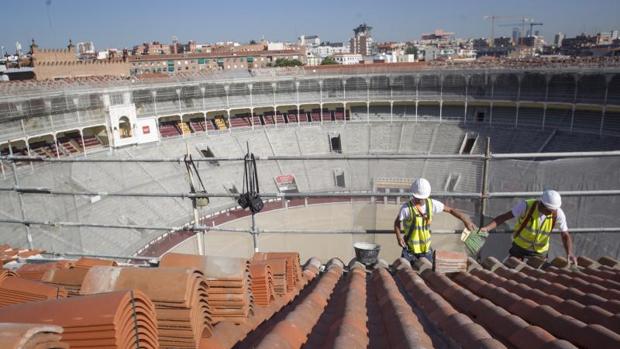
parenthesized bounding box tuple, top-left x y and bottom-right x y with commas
(1, 247, 619, 349)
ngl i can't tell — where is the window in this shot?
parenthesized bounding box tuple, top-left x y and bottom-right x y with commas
(476, 111, 485, 122)
(334, 169, 346, 188)
(329, 134, 342, 153)
(444, 173, 460, 192)
(200, 146, 219, 165)
(460, 133, 478, 154)
(110, 94, 124, 105)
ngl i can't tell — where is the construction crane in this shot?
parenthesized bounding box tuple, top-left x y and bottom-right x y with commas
(527, 22, 543, 37)
(484, 16, 531, 47)
(500, 21, 544, 37)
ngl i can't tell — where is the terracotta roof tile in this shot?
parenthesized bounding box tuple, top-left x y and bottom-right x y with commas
(159, 253, 253, 324)
(598, 256, 620, 268)
(0, 274, 68, 307)
(0, 323, 68, 349)
(2, 251, 619, 348)
(16, 260, 73, 281)
(80, 266, 212, 348)
(0, 289, 159, 349)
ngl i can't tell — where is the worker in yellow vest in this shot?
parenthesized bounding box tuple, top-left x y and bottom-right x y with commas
(481, 190, 577, 264)
(394, 178, 475, 262)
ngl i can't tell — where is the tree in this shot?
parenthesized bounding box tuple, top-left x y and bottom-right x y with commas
(273, 58, 303, 67)
(249, 40, 257, 45)
(321, 56, 338, 65)
(405, 45, 418, 56)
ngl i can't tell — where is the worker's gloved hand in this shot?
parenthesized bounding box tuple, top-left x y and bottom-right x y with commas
(567, 253, 578, 266)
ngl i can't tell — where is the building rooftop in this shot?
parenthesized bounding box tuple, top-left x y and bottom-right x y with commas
(1, 244, 619, 349)
(2, 57, 620, 99)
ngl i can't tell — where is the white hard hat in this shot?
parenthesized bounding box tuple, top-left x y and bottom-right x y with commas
(411, 178, 431, 199)
(541, 189, 562, 210)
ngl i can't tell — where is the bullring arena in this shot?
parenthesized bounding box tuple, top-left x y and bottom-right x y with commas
(2, 64, 620, 261)
(2, 63, 620, 348)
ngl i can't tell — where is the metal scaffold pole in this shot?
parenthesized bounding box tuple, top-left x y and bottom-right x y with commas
(11, 162, 33, 249)
(479, 137, 491, 228)
(184, 145, 206, 256)
(251, 212, 258, 252)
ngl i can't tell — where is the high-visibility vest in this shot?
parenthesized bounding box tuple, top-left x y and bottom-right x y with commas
(513, 199, 556, 254)
(403, 199, 433, 254)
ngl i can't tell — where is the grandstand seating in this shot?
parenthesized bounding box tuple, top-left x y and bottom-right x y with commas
(214, 116, 228, 130)
(205, 119, 216, 130)
(1, 119, 620, 256)
(229, 115, 252, 128)
(605, 111, 620, 135)
(441, 105, 465, 120)
(310, 110, 321, 122)
(286, 112, 298, 123)
(544, 107, 571, 130)
(341, 124, 369, 154)
(29, 141, 57, 158)
(82, 136, 103, 151)
(370, 124, 400, 153)
(159, 122, 182, 137)
(490, 106, 517, 125)
(57, 136, 82, 155)
(418, 104, 440, 119)
(263, 113, 275, 125)
(573, 109, 603, 133)
(517, 107, 544, 127)
(177, 122, 191, 135)
(392, 104, 416, 117)
(189, 119, 206, 133)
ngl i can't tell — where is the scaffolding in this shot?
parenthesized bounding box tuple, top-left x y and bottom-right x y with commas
(1, 147, 620, 258)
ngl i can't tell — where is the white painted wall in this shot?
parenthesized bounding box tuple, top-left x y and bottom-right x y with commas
(136, 117, 159, 144)
(107, 104, 138, 147)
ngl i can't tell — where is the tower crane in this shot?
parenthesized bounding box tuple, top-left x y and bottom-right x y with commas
(527, 22, 543, 37)
(484, 16, 531, 47)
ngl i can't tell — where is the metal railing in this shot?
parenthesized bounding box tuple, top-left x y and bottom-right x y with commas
(1, 144, 620, 255)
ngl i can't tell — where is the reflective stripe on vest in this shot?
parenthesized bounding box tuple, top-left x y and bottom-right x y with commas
(403, 198, 433, 254)
(513, 199, 554, 253)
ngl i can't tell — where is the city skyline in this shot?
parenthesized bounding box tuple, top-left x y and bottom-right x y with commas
(1, 0, 619, 52)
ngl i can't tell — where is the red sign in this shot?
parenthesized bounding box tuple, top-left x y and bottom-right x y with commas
(142, 125, 150, 134)
(274, 174, 298, 193)
(275, 175, 295, 185)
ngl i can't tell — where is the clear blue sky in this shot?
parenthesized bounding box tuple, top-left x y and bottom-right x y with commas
(1, 0, 618, 52)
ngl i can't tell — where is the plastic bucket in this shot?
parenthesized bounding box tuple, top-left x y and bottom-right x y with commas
(353, 242, 381, 266)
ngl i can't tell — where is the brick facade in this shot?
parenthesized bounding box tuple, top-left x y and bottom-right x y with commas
(31, 42, 130, 80)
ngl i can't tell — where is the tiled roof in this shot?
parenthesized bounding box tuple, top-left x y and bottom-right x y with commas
(0, 323, 67, 349)
(0, 244, 45, 265)
(0, 249, 619, 349)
